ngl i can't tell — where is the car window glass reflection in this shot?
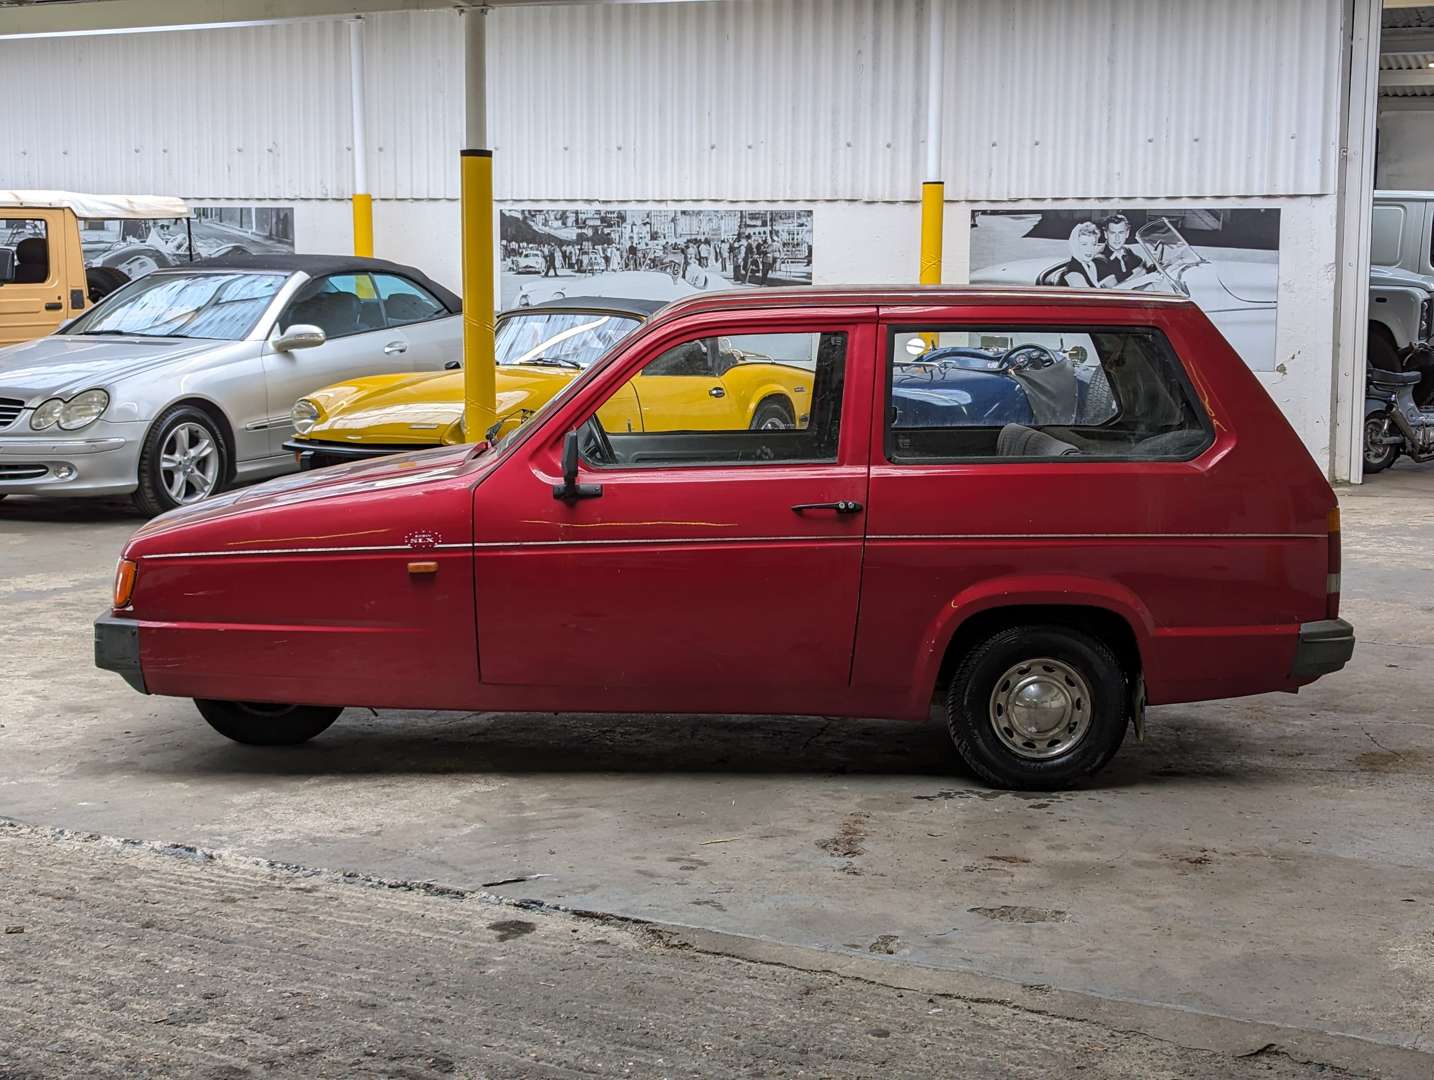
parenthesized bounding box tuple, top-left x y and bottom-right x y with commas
(64, 272, 286, 340)
(494, 312, 641, 369)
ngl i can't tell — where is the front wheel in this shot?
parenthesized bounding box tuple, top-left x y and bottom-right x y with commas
(195, 700, 343, 746)
(1363, 413, 1400, 474)
(133, 405, 228, 516)
(945, 625, 1128, 790)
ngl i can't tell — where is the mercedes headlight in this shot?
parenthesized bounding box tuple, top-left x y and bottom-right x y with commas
(30, 398, 64, 431)
(291, 398, 320, 435)
(58, 389, 109, 431)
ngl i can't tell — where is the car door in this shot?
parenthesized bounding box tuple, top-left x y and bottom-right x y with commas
(470, 311, 875, 712)
(373, 272, 462, 372)
(0, 210, 68, 347)
(261, 272, 417, 453)
(628, 337, 748, 431)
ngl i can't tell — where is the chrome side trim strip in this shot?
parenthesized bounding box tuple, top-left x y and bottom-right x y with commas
(866, 532, 1326, 541)
(141, 532, 1325, 560)
(243, 414, 297, 432)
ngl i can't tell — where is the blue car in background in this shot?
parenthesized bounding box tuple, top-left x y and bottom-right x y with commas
(891, 342, 1114, 429)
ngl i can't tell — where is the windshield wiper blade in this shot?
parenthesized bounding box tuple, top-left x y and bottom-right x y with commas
(518, 356, 582, 369)
(78, 329, 172, 337)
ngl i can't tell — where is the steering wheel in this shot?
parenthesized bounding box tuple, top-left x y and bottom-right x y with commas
(577, 415, 616, 466)
(1001, 343, 1059, 371)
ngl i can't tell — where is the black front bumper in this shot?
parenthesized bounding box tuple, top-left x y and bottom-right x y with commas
(1291, 618, 1355, 680)
(282, 440, 429, 471)
(94, 612, 147, 694)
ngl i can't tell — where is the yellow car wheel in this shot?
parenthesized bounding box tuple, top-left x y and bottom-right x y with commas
(749, 397, 794, 431)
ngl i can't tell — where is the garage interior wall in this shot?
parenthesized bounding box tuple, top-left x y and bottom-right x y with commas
(0, 0, 1345, 464)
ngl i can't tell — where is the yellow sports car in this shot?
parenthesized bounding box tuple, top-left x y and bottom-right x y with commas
(284, 297, 816, 469)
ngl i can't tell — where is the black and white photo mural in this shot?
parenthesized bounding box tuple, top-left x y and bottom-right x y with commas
(500, 208, 814, 309)
(969, 208, 1281, 371)
(78, 205, 295, 282)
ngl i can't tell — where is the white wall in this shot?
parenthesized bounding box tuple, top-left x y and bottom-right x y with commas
(1377, 105, 1434, 190)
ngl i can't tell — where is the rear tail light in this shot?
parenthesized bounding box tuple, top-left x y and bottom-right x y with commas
(1326, 508, 1341, 619)
(113, 558, 137, 610)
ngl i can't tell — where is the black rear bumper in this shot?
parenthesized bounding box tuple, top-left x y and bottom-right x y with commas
(94, 612, 147, 694)
(1291, 618, 1355, 680)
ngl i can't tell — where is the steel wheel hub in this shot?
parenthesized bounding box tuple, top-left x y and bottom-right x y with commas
(989, 657, 1093, 760)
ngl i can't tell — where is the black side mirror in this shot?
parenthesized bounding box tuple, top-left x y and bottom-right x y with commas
(552, 429, 603, 503)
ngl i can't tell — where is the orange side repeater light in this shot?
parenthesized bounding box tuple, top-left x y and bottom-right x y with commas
(113, 559, 137, 610)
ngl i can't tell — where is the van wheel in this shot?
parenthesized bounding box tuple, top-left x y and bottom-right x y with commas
(194, 700, 343, 746)
(945, 625, 1128, 790)
(133, 405, 228, 516)
(750, 398, 794, 431)
(86, 266, 130, 303)
(1368, 329, 1401, 374)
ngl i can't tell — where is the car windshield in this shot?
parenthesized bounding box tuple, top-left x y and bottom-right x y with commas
(1136, 219, 1204, 281)
(64, 272, 286, 340)
(494, 310, 641, 369)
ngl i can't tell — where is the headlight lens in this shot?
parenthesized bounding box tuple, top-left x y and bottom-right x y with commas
(58, 389, 109, 431)
(291, 398, 320, 434)
(30, 398, 64, 431)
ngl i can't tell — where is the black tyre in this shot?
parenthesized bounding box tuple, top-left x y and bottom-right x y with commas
(195, 700, 343, 746)
(945, 625, 1128, 790)
(749, 398, 794, 431)
(1368, 329, 1401, 374)
(86, 266, 130, 304)
(133, 404, 228, 516)
(1363, 413, 1399, 474)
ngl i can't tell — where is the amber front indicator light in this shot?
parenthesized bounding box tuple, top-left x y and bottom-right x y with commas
(113, 559, 137, 609)
(1326, 508, 1341, 620)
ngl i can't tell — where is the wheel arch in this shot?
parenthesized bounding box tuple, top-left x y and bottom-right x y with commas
(920, 579, 1153, 708)
(743, 389, 796, 426)
(151, 395, 239, 482)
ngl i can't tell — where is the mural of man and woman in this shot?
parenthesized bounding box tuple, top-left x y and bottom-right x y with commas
(1051, 214, 1151, 289)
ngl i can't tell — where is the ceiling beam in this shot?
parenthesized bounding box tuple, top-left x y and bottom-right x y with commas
(1382, 28, 1434, 55)
(1380, 69, 1434, 89)
(0, 0, 694, 38)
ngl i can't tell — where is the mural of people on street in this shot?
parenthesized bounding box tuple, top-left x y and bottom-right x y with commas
(500, 208, 814, 308)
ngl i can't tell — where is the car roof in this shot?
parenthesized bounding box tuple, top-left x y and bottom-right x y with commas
(522, 296, 668, 320)
(0, 189, 191, 219)
(177, 253, 462, 313)
(647, 284, 1192, 325)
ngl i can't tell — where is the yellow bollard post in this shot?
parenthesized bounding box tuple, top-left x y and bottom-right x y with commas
(919, 180, 944, 285)
(460, 148, 497, 442)
(352, 193, 373, 258)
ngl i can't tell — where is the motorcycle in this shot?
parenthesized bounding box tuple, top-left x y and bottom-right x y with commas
(1364, 344, 1434, 473)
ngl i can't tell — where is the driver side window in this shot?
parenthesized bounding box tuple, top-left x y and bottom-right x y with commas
(886, 326, 1211, 462)
(579, 330, 847, 468)
(279, 274, 381, 339)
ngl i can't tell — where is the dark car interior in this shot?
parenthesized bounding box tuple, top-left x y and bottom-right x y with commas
(887, 330, 1213, 462)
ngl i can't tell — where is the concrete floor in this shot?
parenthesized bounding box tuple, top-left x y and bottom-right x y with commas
(2, 461, 1433, 1072)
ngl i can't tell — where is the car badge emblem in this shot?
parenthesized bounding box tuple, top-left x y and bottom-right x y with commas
(404, 530, 441, 551)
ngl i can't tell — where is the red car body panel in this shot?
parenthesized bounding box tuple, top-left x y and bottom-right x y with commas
(108, 287, 1341, 721)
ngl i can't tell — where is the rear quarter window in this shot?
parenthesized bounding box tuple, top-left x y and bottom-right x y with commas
(885, 325, 1213, 463)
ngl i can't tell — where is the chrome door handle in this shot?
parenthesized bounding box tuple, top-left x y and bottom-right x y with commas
(708, 386, 726, 398)
(383, 341, 408, 355)
(791, 500, 863, 515)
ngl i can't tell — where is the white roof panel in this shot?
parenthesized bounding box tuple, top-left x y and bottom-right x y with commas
(0, 190, 190, 219)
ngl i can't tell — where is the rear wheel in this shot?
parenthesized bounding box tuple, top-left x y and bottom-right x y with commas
(195, 700, 343, 746)
(945, 625, 1128, 790)
(1363, 413, 1399, 474)
(749, 398, 794, 431)
(85, 266, 129, 304)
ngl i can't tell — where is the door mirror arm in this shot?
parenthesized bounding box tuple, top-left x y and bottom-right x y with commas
(553, 429, 603, 503)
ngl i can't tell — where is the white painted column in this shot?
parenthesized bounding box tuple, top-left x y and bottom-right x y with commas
(1331, 0, 1382, 483)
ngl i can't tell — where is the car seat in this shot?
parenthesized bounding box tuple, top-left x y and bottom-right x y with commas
(287, 290, 360, 337)
(12, 237, 49, 284)
(384, 293, 433, 324)
(996, 423, 1081, 457)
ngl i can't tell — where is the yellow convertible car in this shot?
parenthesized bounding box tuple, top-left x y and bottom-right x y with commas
(284, 297, 816, 469)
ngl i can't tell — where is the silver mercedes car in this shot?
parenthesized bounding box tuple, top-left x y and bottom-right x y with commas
(0, 254, 462, 514)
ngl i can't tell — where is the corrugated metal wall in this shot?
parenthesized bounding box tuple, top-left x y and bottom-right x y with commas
(0, 0, 1340, 203)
